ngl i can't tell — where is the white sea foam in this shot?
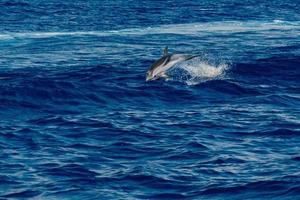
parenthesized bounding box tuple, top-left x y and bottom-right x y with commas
(0, 20, 299, 40)
(0, 34, 14, 40)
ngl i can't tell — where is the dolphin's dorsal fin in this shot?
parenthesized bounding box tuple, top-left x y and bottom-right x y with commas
(163, 46, 168, 56)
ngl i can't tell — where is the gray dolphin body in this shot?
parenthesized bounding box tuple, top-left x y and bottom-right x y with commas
(146, 47, 199, 81)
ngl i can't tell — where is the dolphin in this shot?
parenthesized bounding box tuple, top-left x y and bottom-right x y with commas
(146, 47, 199, 81)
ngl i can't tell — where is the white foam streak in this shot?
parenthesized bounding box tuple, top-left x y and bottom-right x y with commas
(0, 20, 299, 40)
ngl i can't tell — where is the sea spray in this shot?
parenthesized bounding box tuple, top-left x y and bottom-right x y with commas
(167, 56, 230, 85)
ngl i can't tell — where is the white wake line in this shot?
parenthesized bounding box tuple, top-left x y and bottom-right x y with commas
(0, 20, 300, 39)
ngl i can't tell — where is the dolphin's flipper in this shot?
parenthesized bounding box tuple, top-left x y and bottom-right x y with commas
(163, 46, 168, 56)
(160, 72, 170, 80)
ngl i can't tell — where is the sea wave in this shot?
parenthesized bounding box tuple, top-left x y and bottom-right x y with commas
(1, 1, 300, 199)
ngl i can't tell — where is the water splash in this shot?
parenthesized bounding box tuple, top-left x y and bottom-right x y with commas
(167, 57, 230, 85)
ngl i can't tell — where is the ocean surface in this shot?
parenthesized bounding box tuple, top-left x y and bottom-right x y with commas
(0, 0, 300, 199)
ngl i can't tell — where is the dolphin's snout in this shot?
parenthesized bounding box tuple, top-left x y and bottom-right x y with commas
(146, 71, 153, 82)
(146, 75, 154, 82)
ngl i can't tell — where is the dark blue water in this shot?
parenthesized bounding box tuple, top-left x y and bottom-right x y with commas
(1, 1, 300, 199)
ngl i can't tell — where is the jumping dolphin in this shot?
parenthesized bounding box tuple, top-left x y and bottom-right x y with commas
(146, 47, 199, 81)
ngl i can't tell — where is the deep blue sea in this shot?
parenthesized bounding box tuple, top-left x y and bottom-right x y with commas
(0, 0, 300, 199)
